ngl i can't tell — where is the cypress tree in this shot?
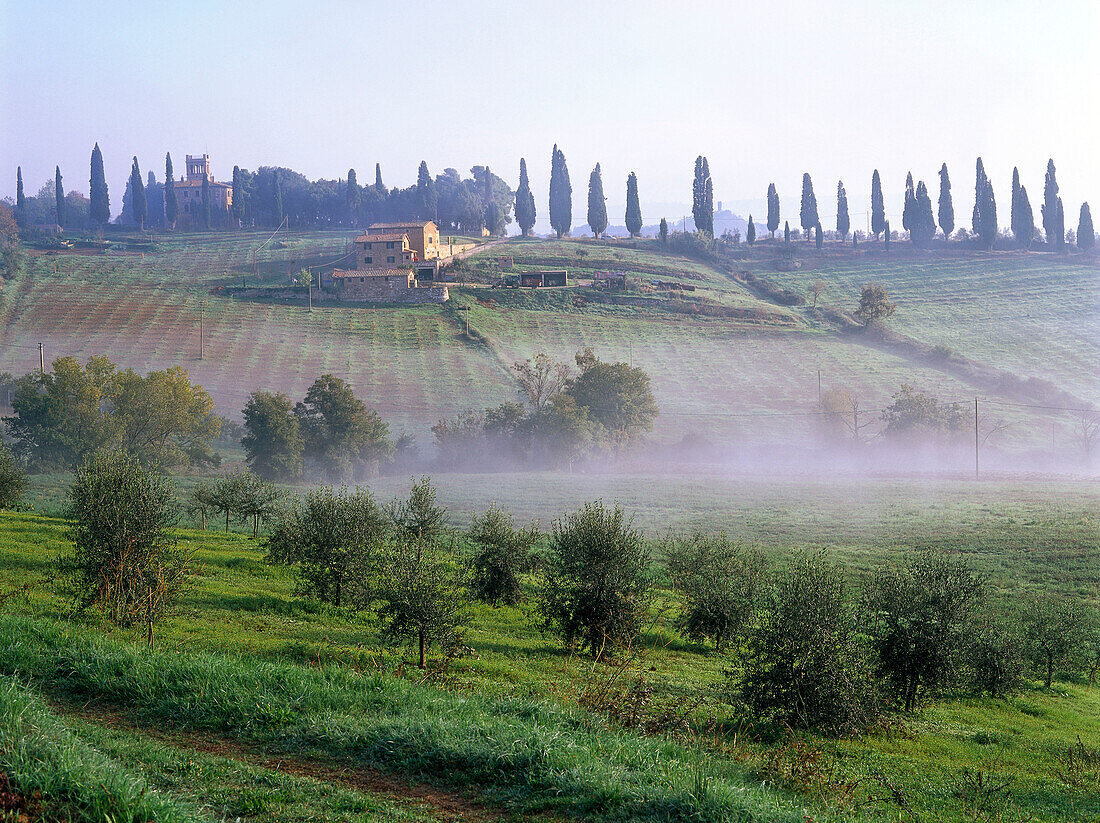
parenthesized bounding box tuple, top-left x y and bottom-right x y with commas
(884, 220, 891, 250)
(89, 143, 110, 226)
(625, 172, 642, 238)
(766, 183, 780, 238)
(972, 157, 986, 235)
(1010, 167, 1022, 241)
(346, 168, 359, 224)
(374, 163, 386, 196)
(784, 220, 791, 244)
(1041, 158, 1060, 248)
(15, 167, 25, 227)
(871, 170, 885, 239)
(232, 166, 244, 226)
(54, 166, 65, 230)
(164, 153, 177, 229)
(978, 177, 997, 250)
(659, 217, 668, 245)
(515, 158, 536, 237)
(1055, 197, 1065, 250)
(549, 144, 572, 238)
(836, 180, 850, 240)
(416, 161, 437, 222)
(130, 157, 147, 231)
(1078, 203, 1095, 251)
(703, 163, 714, 236)
(902, 172, 915, 235)
(1016, 185, 1035, 249)
(272, 170, 284, 227)
(815, 222, 823, 249)
(692, 156, 713, 234)
(587, 163, 608, 238)
(201, 174, 211, 230)
(912, 181, 935, 247)
(938, 163, 954, 242)
(799, 173, 818, 241)
(746, 215, 756, 245)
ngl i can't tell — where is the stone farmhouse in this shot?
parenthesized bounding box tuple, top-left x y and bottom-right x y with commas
(328, 268, 448, 303)
(173, 154, 232, 228)
(327, 220, 455, 303)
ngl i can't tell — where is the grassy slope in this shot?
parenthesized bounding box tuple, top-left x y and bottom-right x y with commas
(1, 490, 1097, 822)
(4, 233, 1095, 450)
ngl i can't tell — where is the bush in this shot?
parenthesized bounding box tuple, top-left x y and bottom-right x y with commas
(664, 531, 768, 650)
(733, 552, 881, 734)
(967, 613, 1027, 698)
(862, 552, 983, 711)
(266, 485, 388, 608)
(468, 503, 540, 606)
(538, 501, 652, 659)
(60, 451, 188, 644)
(0, 442, 27, 509)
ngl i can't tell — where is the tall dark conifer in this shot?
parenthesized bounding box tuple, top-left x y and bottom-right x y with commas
(515, 158, 536, 237)
(972, 157, 987, 235)
(89, 143, 110, 225)
(784, 220, 791, 244)
(871, 170, 885, 239)
(625, 172, 642, 238)
(200, 174, 211, 230)
(374, 163, 386, 196)
(129, 157, 147, 231)
(416, 161, 438, 222)
(1042, 158, 1060, 248)
(938, 163, 954, 241)
(15, 167, 25, 227)
(54, 166, 65, 230)
(549, 144, 572, 238)
(912, 180, 935, 247)
(164, 153, 177, 229)
(1015, 184, 1035, 249)
(272, 170, 284, 227)
(1078, 203, 1095, 251)
(232, 166, 244, 226)
(692, 156, 713, 234)
(836, 180, 850, 240)
(902, 172, 915, 234)
(586, 163, 607, 238)
(746, 215, 756, 245)
(767, 183, 780, 239)
(978, 177, 997, 250)
(346, 168, 359, 224)
(799, 173, 818, 241)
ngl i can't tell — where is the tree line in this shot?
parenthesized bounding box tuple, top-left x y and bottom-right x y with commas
(27, 454, 1099, 736)
(7, 144, 1093, 252)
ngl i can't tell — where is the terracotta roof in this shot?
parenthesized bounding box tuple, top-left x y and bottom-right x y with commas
(330, 268, 412, 279)
(354, 233, 408, 243)
(368, 221, 435, 230)
(174, 179, 231, 188)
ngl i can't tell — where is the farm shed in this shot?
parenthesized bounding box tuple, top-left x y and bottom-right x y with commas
(592, 271, 629, 290)
(518, 270, 568, 288)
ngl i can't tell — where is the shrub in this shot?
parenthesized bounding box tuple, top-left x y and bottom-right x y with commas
(733, 551, 881, 734)
(855, 282, 896, 323)
(862, 552, 984, 711)
(266, 486, 388, 608)
(538, 501, 652, 659)
(664, 531, 768, 650)
(1022, 593, 1088, 688)
(967, 613, 1027, 698)
(0, 442, 27, 510)
(468, 503, 540, 606)
(60, 451, 188, 644)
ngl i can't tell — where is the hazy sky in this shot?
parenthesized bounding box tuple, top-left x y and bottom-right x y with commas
(3, 0, 1097, 228)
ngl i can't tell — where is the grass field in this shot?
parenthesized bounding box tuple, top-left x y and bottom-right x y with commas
(3, 231, 1095, 454)
(1, 474, 1098, 822)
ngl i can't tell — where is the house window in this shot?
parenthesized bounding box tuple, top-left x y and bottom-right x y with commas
(387, 256, 395, 263)
(386, 241, 395, 249)
(364, 256, 372, 264)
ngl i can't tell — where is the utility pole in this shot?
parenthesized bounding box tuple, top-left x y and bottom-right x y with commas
(852, 406, 859, 444)
(38, 343, 44, 375)
(974, 397, 979, 480)
(199, 303, 204, 360)
(308, 270, 313, 312)
(817, 369, 822, 406)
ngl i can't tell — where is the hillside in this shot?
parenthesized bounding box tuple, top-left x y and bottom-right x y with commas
(1, 231, 1096, 456)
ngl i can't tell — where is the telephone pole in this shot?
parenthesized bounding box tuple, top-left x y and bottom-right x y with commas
(974, 397, 979, 480)
(199, 303, 204, 360)
(817, 369, 822, 406)
(38, 343, 44, 375)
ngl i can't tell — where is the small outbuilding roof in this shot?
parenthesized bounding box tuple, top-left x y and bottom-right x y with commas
(354, 233, 408, 243)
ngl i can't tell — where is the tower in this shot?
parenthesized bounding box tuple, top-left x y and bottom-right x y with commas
(185, 154, 212, 182)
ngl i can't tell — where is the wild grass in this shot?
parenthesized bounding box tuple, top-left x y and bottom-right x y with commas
(0, 676, 200, 822)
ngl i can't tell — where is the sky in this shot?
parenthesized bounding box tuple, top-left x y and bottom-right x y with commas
(2, 0, 1098, 230)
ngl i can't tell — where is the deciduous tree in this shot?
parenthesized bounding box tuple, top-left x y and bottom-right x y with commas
(294, 374, 393, 480)
(0, 442, 27, 510)
(242, 390, 304, 480)
(855, 283, 896, 324)
(566, 348, 658, 449)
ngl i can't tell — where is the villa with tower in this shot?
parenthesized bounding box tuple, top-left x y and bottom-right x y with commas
(173, 154, 232, 228)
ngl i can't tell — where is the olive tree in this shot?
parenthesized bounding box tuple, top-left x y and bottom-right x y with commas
(862, 552, 983, 711)
(734, 551, 881, 734)
(0, 442, 28, 509)
(60, 450, 189, 644)
(664, 531, 768, 650)
(266, 485, 388, 607)
(537, 501, 652, 659)
(1022, 593, 1087, 688)
(967, 612, 1027, 698)
(468, 503, 541, 606)
(855, 282, 896, 324)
